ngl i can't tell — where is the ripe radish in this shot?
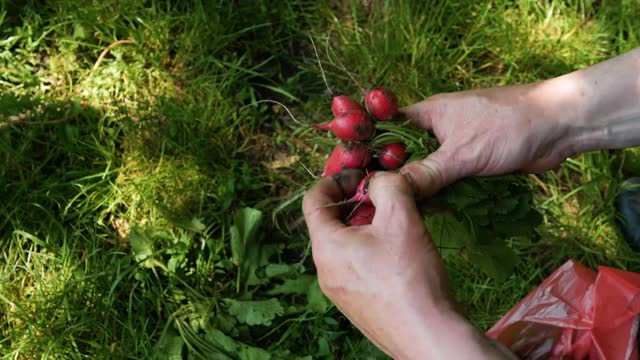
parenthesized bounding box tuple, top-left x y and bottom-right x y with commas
(378, 143, 409, 170)
(365, 88, 398, 121)
(346, 171, 377, 205)
(332, 96, 363, 116)
(322, 142, 373, 177)
(365, 158, 383, 173)
(308, 36, 364, 119)
(313, 111, 374, 142)
(347, 204, 375, 226)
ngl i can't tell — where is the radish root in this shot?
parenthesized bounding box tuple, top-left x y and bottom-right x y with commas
(241, 99, 306, 126)
(309, 34, 333, 97)
(92, 39, 136, 71)
(324, 36, 366, 95)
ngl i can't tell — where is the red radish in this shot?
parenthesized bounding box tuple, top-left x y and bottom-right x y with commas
(365, 157, 383, 173)
(347, 171, 377, 205)
(308, 37, 364, 118)
(313, 111, 374, 142)
(332, 96, 363, 116)
(365, 88, 398, 121)
(322, 142, 373, 177)
(378, 143, 409, 170)
(347, 204, 375, 226)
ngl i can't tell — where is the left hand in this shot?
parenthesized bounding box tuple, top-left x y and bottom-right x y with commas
(302, 170, 514, 359)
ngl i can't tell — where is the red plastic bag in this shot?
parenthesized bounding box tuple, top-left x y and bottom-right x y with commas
(486, 259, 640, 360)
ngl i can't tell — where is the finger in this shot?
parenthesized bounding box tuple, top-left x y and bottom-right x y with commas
(367, 172, 423, 228)
(400, 145, 461, 198)
(332, 169, 365, 197)
(302, 169, 364, 236)
(399, 99, 433, 129)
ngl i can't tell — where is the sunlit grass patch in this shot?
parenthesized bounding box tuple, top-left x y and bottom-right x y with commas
(2, 0, 640, 357)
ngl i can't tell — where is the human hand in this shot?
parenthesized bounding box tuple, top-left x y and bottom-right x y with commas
(399, 84, 576, 197)
(302, 170, 514, 359)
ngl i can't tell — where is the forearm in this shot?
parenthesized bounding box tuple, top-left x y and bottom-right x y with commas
(533, 47, 640, 153)
(381, 301, 516, 360)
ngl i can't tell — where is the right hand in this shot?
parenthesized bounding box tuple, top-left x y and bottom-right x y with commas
(399, 84, 578, 197)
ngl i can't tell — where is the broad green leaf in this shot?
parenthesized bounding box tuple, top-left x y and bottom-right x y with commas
(156, 330, 184, 360)
(212, 313, 238, 335)
(464, 203, 490, 217)
(263, 263, 305, 279)
(247, 244, 280, 286)
(129, 226, 163, 269)
(510, 195, 536, 219)
(129, 226, 153, 260)
(230, 208, 272, 291)
(230, 208, 263, 266)
(424, 212, 474, 257)
(492, 209, 542, 235)
(317, 337, 331, 356)
(468, 243, 519, 282)
(471, 226, 499, 246)
(204, 325, 271, 360)
(477, 175, 522, 192)
(357, 339, 391, 359)
(224, 298, 284, 326)
(267, 275, 316, 295)
(492, 197, 520, 214)
(446, 180, 488, 209)
(307, 280, 331, 314)
(182, 217, 206, 232)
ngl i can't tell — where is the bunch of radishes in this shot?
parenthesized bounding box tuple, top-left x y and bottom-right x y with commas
(314, 88, 409, 226)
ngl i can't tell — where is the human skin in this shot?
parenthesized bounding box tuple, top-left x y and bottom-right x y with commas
(303, 47, 640, 358)
(401, 47, 640, 197)
(303, 171, 515, 359)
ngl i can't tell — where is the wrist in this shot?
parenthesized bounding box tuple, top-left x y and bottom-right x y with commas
(530, 48, 640, 154)
(526, 74, 594, 157)
(385, 299, 513, 360)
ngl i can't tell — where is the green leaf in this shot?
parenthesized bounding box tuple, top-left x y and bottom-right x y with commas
(246, 244, 280, 286)
(267, 275, 316, 295)
(471, 226, 499, 246)
(212, 313, 238, 335)
(129, 226, 163, 269)
(424, 212, 474, 257)
(446, 180, 488, 209)
(492, 197, 520, 214)
(510, 194, 536, 219)
(492, 209, 542, 235)
(156, 330, 184, 360)
(263, 263, 305, 279)
(182, 217, 206, 232)
(467, 243, 519, 282)
(230, 208, 263, 266)
(224, 298, 284, 326)
(477, 175, 522, 192)
(230, 208, 271, 291)
(129, 226, 153, 260)
(204, 325, 272, 360)
(307, 279, 331, 314)
(317, 337, 331, 356)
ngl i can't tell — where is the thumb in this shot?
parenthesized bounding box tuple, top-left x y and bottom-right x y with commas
(367, 172, 422, 228)
(400, 146, 459, 197)
(399, 99, 433, 129)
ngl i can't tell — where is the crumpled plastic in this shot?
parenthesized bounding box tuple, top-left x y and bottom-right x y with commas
(486, 259, 640, 360)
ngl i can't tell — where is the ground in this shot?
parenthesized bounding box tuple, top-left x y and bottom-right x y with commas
(1, 0, 640, 359)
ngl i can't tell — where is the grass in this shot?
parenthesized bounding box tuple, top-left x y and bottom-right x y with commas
(1, 0, 639, 358)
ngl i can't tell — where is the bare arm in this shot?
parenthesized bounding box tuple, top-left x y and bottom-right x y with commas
(540, 47, 640, 152)
(400, 47, 640, 196)
(303, 172, 515, 359)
